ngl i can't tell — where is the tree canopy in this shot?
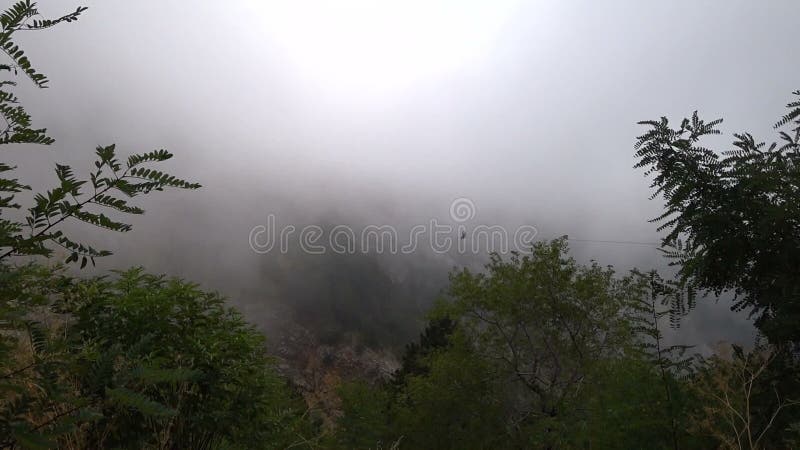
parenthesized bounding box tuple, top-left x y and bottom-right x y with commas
(634, 96, 800, 346)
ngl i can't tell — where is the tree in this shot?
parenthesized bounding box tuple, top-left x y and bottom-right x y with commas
(332, 316, 505, 450)
(627, 269, 696, 450)
(0, 262, 86, 448)
(634, 91, 800, 346)
(342, 239, 705, 449)
(389, 332, 507, 450)
(0, 264, 316, 449)
(691, 344, 800, 450)
(635, 90, 800, 446)
(431, 238, 662, 447)
(331, 381, 392, 449)
(390, 316, 455, 389)
(58, 268, 314, 449)
(579, 356, 703, 449)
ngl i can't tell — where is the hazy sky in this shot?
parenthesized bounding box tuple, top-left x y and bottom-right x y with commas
(9, 0, 799, 349)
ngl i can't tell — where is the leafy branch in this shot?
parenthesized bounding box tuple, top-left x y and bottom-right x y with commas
(634, 90, 800, 346)
(0, 144, 200, 266)
(0, 1, 200, 267)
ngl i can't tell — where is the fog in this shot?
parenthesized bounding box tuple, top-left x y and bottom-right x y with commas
(7, 0, 797, 349)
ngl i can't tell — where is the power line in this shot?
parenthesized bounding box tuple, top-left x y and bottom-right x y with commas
(562, 237, 662, 247)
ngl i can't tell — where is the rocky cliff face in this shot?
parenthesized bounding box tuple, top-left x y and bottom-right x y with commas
(272, 323, 400, 426)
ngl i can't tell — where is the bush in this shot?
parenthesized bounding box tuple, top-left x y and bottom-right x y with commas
(0, 264, 316, 449)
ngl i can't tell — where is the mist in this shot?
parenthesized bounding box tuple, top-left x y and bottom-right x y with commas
(7, 0, 796, 350)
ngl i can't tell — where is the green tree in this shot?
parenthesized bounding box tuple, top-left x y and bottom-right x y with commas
(690, 344, 800, 450)
(634, 92, 800, 346)
(0, 264, 316, 449)
(332, 381, 392, 449)
(58, 268, 314, 449)
(0, 2, 201, 446)
(436, 238, 639, 447)
(332, 316, 505, 450)
(390, 332, 507, 450)
(635, 90, 800, 446)
(390, 316, 455, 389)
(578, 357, 693, 449)
(377, 238, 704, 449)
(0, 262, 87, 448)
(626, 270, 696, 450)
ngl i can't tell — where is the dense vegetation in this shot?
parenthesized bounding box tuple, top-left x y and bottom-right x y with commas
(332, 242, 798, 449)
(1, 2, 798, 449)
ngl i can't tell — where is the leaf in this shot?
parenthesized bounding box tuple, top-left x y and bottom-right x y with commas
(127, 149, 173, 168)
(11, 428, 56, 450)
(25, 319, 47, 356)
(105, 387, 176, 417)
(132, 365, 201, 385)
(72, 211, 132, 232)
(92, 194, 144, 214)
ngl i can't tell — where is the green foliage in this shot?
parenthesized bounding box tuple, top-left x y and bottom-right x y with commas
(0, 1, 78, 267)
(0, 1, 87, 92)
(59, 268, 313, 449)
(0, 264, 316, 449)
(104, 387, 177, 418)
(390, 316, 455, 388)
(438, 238, 637, 434)
(332, 381, 392, 449)
(632, 90, 800, 447)
(0, 3, 316, 448)
(577, 357, 708, 449)
(390, 332, 507, 449)
(634, 92, 800, 346)
(0, 262, 85, 449)
(334, 240, 703, 449)
(0, 2, 200, 267)
(690, 344, 800, 450)
(333, 330, 506, 450)
(2, 142, 201, 266)
(625, 270, 699, 449)
(0, 1, 80, 145)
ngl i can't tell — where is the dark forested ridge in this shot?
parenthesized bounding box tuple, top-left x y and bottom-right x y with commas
(1, 2, 799, 449)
